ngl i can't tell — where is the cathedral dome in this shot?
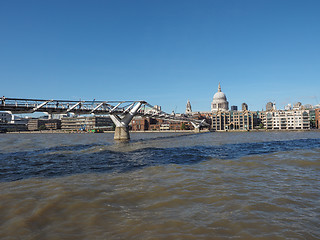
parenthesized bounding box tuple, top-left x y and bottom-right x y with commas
(211, 83, 229, 112)
(213, 91, 227, 101)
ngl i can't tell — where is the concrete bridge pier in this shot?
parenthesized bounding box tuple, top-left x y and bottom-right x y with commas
(113, 126, 130, 141)
(191, 120, 206, 133)
(110, 102, 143, 141)
(193, 126, 201, 133)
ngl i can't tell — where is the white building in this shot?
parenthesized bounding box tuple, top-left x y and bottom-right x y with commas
(10, 115, 29, 124)
(263, 110, 310, 130)
(0, 112, 12, 123)
(284, 104, 292, 111)
(293, 102, 302, 110)
(145, 105, 162, 115)
(211, 83, 229, 112)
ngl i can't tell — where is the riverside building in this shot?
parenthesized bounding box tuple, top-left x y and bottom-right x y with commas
(315, 108, 320, 129)
(61, 116, 113, 131)
(28, 119, 61, 131)
(135, 83, 312, 132)
(0, 112, 28, 132)
(0, 112, 11, 123)
(131, 116, 193, 131)
(211, 110, 256, 131)
(209, 83, 257, 131)
(262, 110, 310, 130)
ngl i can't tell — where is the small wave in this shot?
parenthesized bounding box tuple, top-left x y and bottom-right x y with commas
(0, 138, 320, 182)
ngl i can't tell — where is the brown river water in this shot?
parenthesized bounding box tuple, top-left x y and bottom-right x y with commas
(0, 131, 320, 239)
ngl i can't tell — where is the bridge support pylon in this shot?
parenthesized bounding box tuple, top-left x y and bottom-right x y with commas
(191, 120, 206, 133)
(193, 126, 201, 133)
(113, 126, 130, 141)
(110, 102, 143, 141)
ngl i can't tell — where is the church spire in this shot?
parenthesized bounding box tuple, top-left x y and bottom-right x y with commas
(218, 82, 221, 92)
(186, 99, 192, 114)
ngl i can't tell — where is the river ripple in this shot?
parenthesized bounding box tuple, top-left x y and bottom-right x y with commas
(0, 131, 319, 239)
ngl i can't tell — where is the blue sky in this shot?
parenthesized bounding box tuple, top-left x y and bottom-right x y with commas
(1, 0, 319, 113)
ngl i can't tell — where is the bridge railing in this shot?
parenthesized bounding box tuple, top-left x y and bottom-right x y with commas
(0, 96, 209, 126)
(0, 97, 149, 114)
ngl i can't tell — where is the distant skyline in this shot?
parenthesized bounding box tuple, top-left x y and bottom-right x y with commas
(1, 0, 319, 113)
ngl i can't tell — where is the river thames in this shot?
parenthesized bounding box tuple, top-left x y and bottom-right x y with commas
(0, 131, 319, 239)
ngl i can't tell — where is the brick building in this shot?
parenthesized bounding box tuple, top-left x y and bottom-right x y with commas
(131, 117, 193, 131)
(28, 119, 61, 131)
(315, 108, 320, 129)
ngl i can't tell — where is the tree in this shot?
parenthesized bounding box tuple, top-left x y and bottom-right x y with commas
(38, 125, 46, 131)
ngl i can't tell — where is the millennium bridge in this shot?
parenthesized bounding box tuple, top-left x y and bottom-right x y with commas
(0, 97, 208, 140)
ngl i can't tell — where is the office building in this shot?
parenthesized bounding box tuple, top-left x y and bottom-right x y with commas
(231, 105, 238, 111)
(0, 112, 11, 123)
(61, 116, 113, 131)
(211, 111, 256, 131)
(28, 119, 61, 131)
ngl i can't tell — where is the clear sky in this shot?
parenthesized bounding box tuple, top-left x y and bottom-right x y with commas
(1, 0, 319, 113)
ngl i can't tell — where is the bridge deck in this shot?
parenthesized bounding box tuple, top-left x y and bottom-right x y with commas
(0, 97, 209, 126)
